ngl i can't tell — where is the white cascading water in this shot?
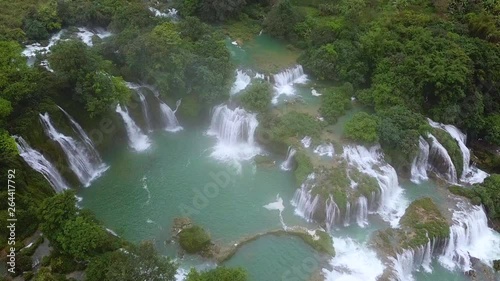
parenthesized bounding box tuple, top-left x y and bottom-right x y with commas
(390, 239, 435, 281)
(207, 104, 260, 162)
(427, 134, 458, 184)
(76, 27, 112, 47)
(158, 99, 183, 132)
(14, 136, 69, 192)
(126, 83, 153, 132)
(439, 203, 500, 272)
(149, 7, 179, 19)
(356, 196, 369, 228)
(272, 65, 308, 104)
(343, 145, 408, 227)
(115, 104, 151, 152)
(291, 173, 319, 222)
(301, 136, 312, 148)
(325, 196, 340, 231)
(344, 202, 351, 227)
(410, 136, 430, 183)
(39, 113, 107, 187)
(323, 237, 385, 281)
(230, 70, 251, 95)
(314, 143, 335, 157)
(174, 99, 182, 114)
(280, 146, 296, 171)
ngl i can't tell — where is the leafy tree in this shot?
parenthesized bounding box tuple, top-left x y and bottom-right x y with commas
(319, 85, 352, 124)
(344, 112, 379, 143)
(263, 0, 303, 41)
(37, 191, 78, 242)
(178, 226, 211, 253)
(33, 267, 57, 281)
(186, 267, 248, 281)
(198, 0, 247, 22)
(239, 82, 272, 113)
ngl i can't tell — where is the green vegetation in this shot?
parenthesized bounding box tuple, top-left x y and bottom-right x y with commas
(293, 230, 335, 256)
(432, 128, 464, 177)
(344, 112, 378, 144)
(178, 225, 212, 254)
(293, 150, 313, 183)
(239, 82, 272, 113)
(268, 111, 323, 142)
(319, 84, 352, 124)
(186, 266, 248, 281)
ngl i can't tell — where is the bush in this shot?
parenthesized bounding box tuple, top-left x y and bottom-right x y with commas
(319, 84, 352, 124)
(178, 226, 211, 254)
(294, 151, 313, 184)
(239, 82, 272, 113)
(344, 112, 379, 143)
(186, 266, 247, 281)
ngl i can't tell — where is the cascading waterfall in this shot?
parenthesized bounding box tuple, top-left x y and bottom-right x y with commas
(39, 113, 107, 187)
(314, 143, 335, 157)
(291, 173, 319, 222)
(343, 145, 408, 227)
(58, 106, 105, 165)
(126, 83, 153, 132)
(428, 119, 488, 184)
(230, 70, 251, 95)
(280, 146, 296, 171)
(391, 239, 435, 281)
(207, 104, 260, 162)
(76, 27, 112, 47)
(14, 136, 69, 192)
(158, 99, 183, 132)
(272, 65, 308, 104)
(427, 134, 458, 183)
(410, 136, 430, 183)
(115, 104, 151, 152)
(174, 99, 182, 114)
(301, 136, 311, 148)
(439, 203, 500, 272)
(356, 196, 368, 228)
(325, 196, 340, 231)
(344, 202, 351, 227)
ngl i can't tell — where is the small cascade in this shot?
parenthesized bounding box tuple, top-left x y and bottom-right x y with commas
(439, 203, 500, 272)
(76, 27, 112, 47)
(311, 88, 322, 96)
(158, 99, 183, 132)
(207, 104, 260, 162)
(343, 145, 408, 227)
(39, 113, 107, 187)
(314, 143, 334, 157)
(126, 83, 153, 132)
(174, 99, 182, 114)
(356, 196, 368, 228)
(280, 146, 296, 171)
(291, 173, 319, 222)
(22, 30, 64, 66)
(323, 237, 385, 281)
(301, 136, 312, 148)
(14, 136, 69, 192)
(427, 134, 458, 183)
(149, 7, 178, 19)
(391, 239, 435, 281)
(428, 119, 488, 184)
(230, 70, 251, 95)
(325, 196, 340, 232)
(272, 65, 308, 104)
(344, 202, 351, 227)
(115, 104, 151, 152)
(410, 136, 430, 183)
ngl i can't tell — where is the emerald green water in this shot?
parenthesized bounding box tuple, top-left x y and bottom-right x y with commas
(76, 34, 480, 281)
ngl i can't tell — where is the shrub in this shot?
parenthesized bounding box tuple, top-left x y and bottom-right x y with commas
(239, 82, 272, 113)
(178, 226, 211, 254)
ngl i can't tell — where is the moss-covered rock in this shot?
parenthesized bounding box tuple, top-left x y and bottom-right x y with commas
(294, 151, 313, 183)
(178, 225, 211, 254)
(432, 128, 463, 178)
(293, 229, 335, 256)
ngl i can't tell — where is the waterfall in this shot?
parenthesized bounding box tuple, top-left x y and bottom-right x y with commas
(323, 237, 385, 281)
(230, 70, 251, 95)
(272, 65, 308, 104)
(301, 136, 312, 148)
(126, 83, 153, 132)
(158, 99, 183, 132)
(439, 203, 500, 272)
(76, 27, 112, 47)
(291, 173, 319, 222)
(427, 134, 458, 183)
(115, 104, 151, 152)
(344, 202, 351, 227)
(314, 143, 335, 157)
(343, 145, 408, 227)
(325, 196, 340, 232)
(356, 196, 368, 228)
(174, 99, 182, 114)
(280, 146, 296, 171)
(57, 106, 105, 165)
(410, 136, 430, 183)
(14, 136, 69, 192)
(207, 104, 260, 162)
(39, 113, 107, 187)
(428, 119, 488, 184)
(391, 239, 435, 281)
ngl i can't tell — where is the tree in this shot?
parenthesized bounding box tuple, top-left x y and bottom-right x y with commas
(263, 0, 303, 41)
(33, 267, 57, 281)
(319, 85, 352, 124)
(186, 267, 248, 281)
(239, 82, 272, 113)
(198, 0, 247, 22)
(37, 191, 78, 242)
(178, 226, 211, 253)
(485, 114, 500, 146)
(344, 112, 379, 143)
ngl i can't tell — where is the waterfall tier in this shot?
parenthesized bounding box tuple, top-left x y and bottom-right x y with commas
(272, 65, 308, 104)
(207, 104, 260, 162)
(280, 146, 296, 171)
(39, 112, 107, 187)
(14, 136, 69, 192)
(230, 70, 251, 95)
(159, 99, 183, 132)
(427, 134, 458, 184)
(410, 136, 430, 183)
(126, 83, 153, 132)
(314, 143, 335, 157)
(115, 104, 151, 152)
